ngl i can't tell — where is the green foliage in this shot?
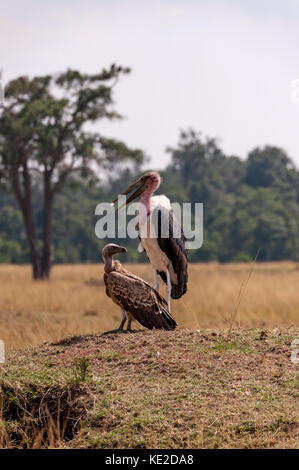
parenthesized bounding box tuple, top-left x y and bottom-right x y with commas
(163, 130, 299, 262)
(1, 99, 299, 264)
(72, 357, 91, 384)
(0, 67, 146, 275)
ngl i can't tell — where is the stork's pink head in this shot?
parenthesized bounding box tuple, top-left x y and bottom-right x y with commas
(144, 171, 162, 192)
(111, 171, 162, 211)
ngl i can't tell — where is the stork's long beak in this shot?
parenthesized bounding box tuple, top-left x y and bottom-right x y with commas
(112, 177, 146, 213)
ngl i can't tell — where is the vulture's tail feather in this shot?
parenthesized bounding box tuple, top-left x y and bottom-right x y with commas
(160, 306, 177, 330)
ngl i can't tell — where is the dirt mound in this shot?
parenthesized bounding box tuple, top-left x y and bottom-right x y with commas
(1, 328, 298, 448)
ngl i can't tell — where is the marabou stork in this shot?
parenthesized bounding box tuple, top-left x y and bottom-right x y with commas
(102, 243, 177, 333)
(112, 172, 188, 312)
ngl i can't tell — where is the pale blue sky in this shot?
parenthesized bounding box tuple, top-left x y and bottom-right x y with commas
(1, 0, 299, 168)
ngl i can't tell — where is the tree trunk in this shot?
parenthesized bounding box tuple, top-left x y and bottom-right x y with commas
(41, 172, 53, 279)
(23, 207, 43, 279)
(12, 164, 43, 279)
(12, 163, 55, 280)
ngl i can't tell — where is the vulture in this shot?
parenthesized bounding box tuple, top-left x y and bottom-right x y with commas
(102, 243, 177, 333)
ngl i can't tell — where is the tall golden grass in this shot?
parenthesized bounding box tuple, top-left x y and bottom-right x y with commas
(0, 262, 299, 349)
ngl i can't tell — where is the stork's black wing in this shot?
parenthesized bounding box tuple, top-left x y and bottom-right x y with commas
(155, 207, 188, 299)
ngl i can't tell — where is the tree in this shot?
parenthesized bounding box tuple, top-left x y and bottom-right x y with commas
(0, 66, 145, 279)
(164, 130, 299, 262)
(245, 146, 295, 191)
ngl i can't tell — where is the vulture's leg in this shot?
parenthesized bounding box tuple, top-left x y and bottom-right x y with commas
(153, 267, 159, 291)
(166, 268, 171, 312)
(118, 309, 127, 330)
(126, 315, 137, 333)
(127, 314, 142, 333)
(118, 317, 126, 331)
(101, 309, 127, 335)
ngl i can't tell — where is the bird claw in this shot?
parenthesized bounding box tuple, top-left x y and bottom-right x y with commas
(101, 328, 147, 336)
(101, 328, 126, 336)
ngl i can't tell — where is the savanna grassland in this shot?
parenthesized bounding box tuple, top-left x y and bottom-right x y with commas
(0, 328, 298, 448)
(0, 262, 298, 449)
(0, 262, 299, 350)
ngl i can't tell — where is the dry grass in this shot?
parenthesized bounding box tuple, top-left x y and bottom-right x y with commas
(1, 328, 298, 448)
(0, 262, 299, 350)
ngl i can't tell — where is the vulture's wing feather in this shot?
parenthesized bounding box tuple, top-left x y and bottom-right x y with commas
(107, 271, 177, 330)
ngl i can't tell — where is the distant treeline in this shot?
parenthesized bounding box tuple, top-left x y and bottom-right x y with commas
(1, 129, 299, 263)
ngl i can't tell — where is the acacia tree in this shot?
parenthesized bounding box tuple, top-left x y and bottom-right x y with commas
(0, 66, 145, 279)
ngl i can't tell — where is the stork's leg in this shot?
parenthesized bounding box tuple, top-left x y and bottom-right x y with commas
(166, 268, 171, 312)
(153, 267, 159, 291)
(101, 309, 127, 335)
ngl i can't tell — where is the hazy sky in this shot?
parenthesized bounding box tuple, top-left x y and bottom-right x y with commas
(1, 0, 299, 168)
